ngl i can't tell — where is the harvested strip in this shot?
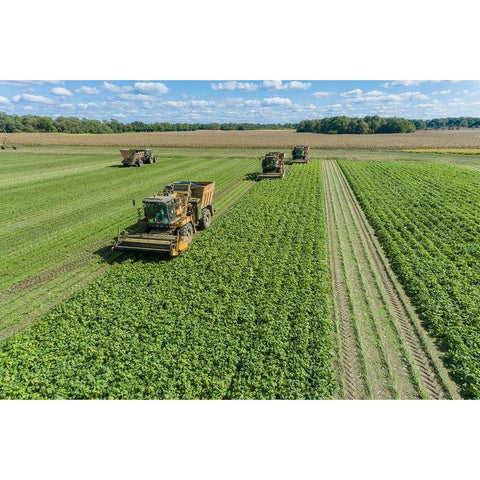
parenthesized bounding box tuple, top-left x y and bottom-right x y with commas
(323, 160, 459, 399)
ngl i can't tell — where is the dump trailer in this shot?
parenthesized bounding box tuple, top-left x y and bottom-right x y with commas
(1, 132, 17, 150)
(256, 152, 286, 180)
(120, 149, 156, 167)
(289, 145, 310, 164)
(113, 181, 215, 256)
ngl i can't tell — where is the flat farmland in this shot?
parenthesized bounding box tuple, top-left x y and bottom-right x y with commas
(7, 128, 480, 149)
(1, 141, 480, 399)
(0, 146, 259, 340)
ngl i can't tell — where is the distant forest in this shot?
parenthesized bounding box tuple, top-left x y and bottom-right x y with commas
(1, 111, 480, 135)
(296, 116, 480, 134)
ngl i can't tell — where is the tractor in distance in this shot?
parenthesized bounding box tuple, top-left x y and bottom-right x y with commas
(256, 152, 286, 180)
(120, 148, 157, 167)
(289, 145, 310, 164)
(113, 181, 215, 256)
(1, 130, 17, 150)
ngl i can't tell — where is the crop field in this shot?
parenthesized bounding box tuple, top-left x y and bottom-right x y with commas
(0, 146, 259, 339)
(0, 163, 334, 399)
(7, 128, 480, 149)
(339, 161, 480, 398)
(1, 141, 479, 399)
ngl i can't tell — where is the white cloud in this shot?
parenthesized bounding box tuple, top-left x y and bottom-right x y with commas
(210, 81, 258, 91)
(0, 96, 9, 104)
(134, 82, 169, 95)
(312, 91, 332, 98)
(60, 103, 75, 109)
(103, 82, 133, 93)
(75, 85, 100, 95)
(12, 94, 55, 104)
(189, 100, 215, 107)
(262, 97, 292, 106)
(162, 100, 216, 108)
(78, 103, 98, 109)
(51, 87, 73, 96)
(383, 80, 423, 87)
(340, 89, 363, 97)
(263, 80, 312, 90)
(341, 90, 428, 103)
(118, 93, 155, 102)
(432, 90, 451, 95)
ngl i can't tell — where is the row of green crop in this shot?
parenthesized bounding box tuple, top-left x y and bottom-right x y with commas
(0, 162, 335, 399)
(339, 160, 480, 398)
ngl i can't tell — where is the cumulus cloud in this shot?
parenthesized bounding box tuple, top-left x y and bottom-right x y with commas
(162, 100, 216, 108)
(12, 94, 55, 104)
(134, 82, 169, 95)
(432, 89, 451, 95)
(383, 80, 423, 87)
(0, 96, 9, 104)
(118, 93, 155, 102)
(244, 99, 261, 107)
(75, 85, 100, 95)
(263, 80, 312, 90)
(262, 97, 292, 106)
(211, 81, 258, 91)
(77, 102, 98, 109)
(312, 91, 332, 98)
(103, 82, 133, 93)
(340, 89, 428, 103)
(51, 87, 73, 96)
(340, 89, 363, 97)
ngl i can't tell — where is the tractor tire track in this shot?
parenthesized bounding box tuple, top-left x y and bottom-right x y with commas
(323, 159, 459, 399)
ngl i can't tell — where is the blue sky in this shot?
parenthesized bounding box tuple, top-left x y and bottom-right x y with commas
(1, 80, 480, 123)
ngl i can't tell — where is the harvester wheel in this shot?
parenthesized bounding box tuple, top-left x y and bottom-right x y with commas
(180, 223, 194, 243)
(198, 208, 212, 230)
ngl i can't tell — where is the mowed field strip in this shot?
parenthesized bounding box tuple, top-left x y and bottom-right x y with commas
(323, 160, 459, 399)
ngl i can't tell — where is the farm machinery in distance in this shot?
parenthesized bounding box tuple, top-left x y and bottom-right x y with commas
(256, 152, 286, 180)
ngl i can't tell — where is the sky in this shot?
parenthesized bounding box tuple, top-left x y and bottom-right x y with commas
(1, 80, 480, 124)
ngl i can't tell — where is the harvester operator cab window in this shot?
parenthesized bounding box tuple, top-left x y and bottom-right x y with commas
(145, 199, 175, 226)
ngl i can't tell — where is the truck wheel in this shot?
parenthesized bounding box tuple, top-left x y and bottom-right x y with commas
(198, 208, 212, 230)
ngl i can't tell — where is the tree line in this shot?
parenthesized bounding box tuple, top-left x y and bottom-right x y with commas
(297, 116, 480, 134)
(2, 111, 480, 135)
(0, 113, 294, 134)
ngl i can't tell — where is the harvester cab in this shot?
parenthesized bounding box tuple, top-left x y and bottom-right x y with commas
(289, 145, 310, 164)
(256, 152, 286, 180)
(113, 181, 215, 256)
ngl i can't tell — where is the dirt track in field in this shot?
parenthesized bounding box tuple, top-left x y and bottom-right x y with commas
(7, 129, 480, 149)
(323, 159, 459, 399)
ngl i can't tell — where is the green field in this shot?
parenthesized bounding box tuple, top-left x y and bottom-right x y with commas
(339, 160, 480, 398)
(2, 145, 480, 399)
(0, 162, 334, 399)
(0, 146, 260, 338)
